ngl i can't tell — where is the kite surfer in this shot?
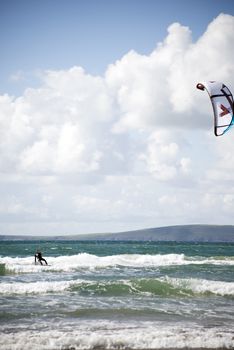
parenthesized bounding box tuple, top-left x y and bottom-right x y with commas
(35, 250, 48, 265)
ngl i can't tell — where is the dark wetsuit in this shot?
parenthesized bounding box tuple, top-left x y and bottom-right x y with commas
(35, 252, 48, 265)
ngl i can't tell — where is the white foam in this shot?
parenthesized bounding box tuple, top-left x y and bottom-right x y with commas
(1, 275, 233, 296)
(0, 279, 83, 295)
(0, 320, 233, 350)
(0, 253, 233, 274)
(163, 276, 234, 296)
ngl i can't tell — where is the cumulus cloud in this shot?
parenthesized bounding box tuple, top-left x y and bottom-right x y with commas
(139, 130, 193, 181)
(0, 14, 234, 233)
(106, 14, 234, 131)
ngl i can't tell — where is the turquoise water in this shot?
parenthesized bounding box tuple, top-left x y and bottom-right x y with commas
(0, 240, 233, 349)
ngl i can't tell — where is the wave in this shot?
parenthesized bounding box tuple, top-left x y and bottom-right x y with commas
(0, 320, 233, 350)
(0, 253, 233, 274)
(163, 276, 234, 296)
(0, 279, 81, 295)
(1, 276, 233, 297)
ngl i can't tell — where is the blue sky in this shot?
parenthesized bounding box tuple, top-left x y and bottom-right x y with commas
(1, 0, 234, 95)
(0, 0, 234, 235)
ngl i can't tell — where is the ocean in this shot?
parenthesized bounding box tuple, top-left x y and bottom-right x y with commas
(0, 240, 233, 350)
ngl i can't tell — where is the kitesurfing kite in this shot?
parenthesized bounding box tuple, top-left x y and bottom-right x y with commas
(196, 81, 234, 136)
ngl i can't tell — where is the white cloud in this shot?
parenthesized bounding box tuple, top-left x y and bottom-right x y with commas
(0, 14, 234, 234)
(0, 195, 23, 214)
(106, 14, 234, 131)
(140, 130, 179, 180)
(139, 130, 193, 181)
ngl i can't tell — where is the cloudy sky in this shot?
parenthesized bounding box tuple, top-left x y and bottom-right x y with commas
(1, 0, 234, 236)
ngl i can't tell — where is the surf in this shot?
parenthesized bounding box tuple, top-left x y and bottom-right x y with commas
(1, 276, 233, 297)
(0, 319, 234, 350)
(1, 252, 234, 275)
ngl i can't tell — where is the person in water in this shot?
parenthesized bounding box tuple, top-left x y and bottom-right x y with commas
(35, 250, 48, 265)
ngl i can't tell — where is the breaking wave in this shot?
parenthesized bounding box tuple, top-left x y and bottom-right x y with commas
(1, 276, 233, 297)
(0, 320, 233, 350)
(1, 252, 233, 274)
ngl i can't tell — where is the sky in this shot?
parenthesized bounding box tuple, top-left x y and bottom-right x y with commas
(0, 0, 234, 236)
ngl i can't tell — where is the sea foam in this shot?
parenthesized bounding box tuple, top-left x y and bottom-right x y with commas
(162, 276, 234, 296)
(1, 252, 233, 274)
(1, 276, 233, 296)
(0, 320, 233, 350)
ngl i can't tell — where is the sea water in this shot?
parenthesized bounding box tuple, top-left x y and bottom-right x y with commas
(0, 240, 233, 350)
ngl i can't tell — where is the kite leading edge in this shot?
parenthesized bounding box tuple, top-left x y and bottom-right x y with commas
(196, 81, 234, 136)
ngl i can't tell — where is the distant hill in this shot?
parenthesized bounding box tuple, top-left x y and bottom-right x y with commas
(102, 225, 234, 242)
(0, 225, 234, 242)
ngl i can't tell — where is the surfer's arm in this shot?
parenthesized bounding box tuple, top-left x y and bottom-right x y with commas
(34, 254, 37, 264)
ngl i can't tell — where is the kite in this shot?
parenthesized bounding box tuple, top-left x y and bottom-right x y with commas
(196, 81, 234, 136)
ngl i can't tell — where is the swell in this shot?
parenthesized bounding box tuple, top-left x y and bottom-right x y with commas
(0, 264, 6, 276)
(1, 277, 233, 297)
(1, 253, 234, 275)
